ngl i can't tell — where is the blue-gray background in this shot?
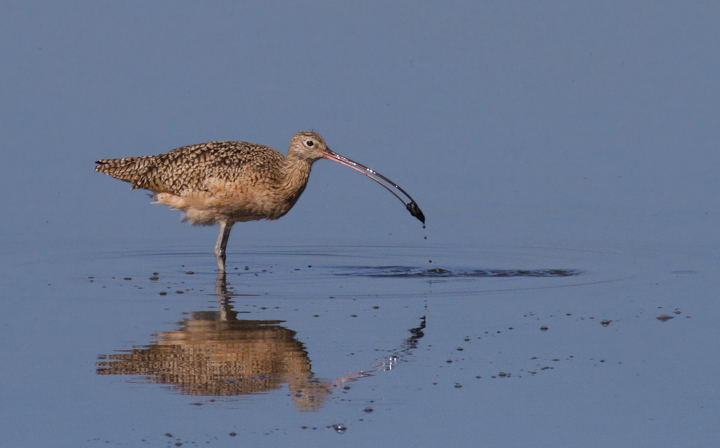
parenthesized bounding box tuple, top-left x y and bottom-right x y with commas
(1, 1, 719, 447)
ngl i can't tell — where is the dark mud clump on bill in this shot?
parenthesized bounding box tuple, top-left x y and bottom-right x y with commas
(338, 267, 582, 278)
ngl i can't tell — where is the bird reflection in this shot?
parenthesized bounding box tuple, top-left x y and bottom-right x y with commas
(97, 272, 426, 411)
(98, 273, 328, 411)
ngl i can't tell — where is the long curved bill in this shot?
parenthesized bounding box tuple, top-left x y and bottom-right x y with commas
(322, 149, 425, 225)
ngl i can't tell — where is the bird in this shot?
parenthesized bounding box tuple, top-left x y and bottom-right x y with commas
(95, 131, 425, 272)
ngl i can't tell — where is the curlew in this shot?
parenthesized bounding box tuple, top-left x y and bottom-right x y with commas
(95, 131, 425, 272)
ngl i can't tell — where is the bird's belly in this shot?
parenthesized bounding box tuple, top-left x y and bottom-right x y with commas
(210, 187, 292, 222)
(155, 181, 293, 226)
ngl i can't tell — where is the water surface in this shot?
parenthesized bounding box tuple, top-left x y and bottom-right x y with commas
(2, 1, 719, 447)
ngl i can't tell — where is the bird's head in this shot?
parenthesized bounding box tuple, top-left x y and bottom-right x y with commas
(286, 130, 425, 225)
(288, 131, 333, 162)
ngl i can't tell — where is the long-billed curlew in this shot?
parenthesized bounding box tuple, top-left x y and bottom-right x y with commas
(95, 131, 425, 272)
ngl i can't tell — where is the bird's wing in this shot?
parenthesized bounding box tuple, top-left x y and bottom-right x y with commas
(97, 141, 286, 195)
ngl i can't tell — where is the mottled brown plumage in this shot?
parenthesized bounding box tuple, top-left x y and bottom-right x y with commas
(96, 141, 283, 194)
(95, 131, 424, 272)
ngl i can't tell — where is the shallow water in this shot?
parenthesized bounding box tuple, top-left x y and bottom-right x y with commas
(2, 220, 719, 446)
(3, 2, 720, 447)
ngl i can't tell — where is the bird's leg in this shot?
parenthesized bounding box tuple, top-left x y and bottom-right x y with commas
(215, 222, 234, 272)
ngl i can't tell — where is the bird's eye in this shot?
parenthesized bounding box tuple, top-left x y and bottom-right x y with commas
(305, 140, 314, 147)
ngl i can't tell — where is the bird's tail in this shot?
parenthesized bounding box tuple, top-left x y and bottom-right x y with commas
(94, 156, 154, 190)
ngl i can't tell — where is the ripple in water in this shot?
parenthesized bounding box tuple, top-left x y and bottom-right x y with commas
(339, 266, 582, 278)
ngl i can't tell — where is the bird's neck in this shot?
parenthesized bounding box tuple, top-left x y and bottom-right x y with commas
(278, 153, 314, 207)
